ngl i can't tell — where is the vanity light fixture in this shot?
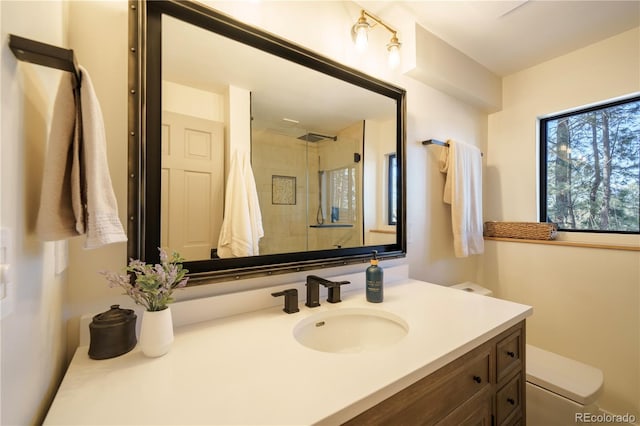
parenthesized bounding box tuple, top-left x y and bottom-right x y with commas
(351, 9, 401, 68)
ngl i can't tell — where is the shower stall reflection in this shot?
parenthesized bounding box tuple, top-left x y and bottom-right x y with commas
(252, 121, 364, 255)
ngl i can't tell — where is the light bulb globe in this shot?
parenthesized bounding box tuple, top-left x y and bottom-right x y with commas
(351, 18, 369, 52)
(387, 38, 401, 69)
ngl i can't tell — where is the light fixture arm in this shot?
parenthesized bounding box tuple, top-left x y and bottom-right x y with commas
(359, 9, 398, 39)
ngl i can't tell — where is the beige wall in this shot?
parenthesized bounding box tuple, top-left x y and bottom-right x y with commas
(206, 0, 487, 285)
(59, 0, 485, 352)
(484, 28, 640, 417)
(3, 0, 496, 422)
(1, 2, 69, 424)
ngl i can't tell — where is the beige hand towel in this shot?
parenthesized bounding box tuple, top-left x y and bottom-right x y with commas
(439, 139, 484, 257)
(78, 66, 126, 248)
(36, 70, 83, 240)
(36, 66, 126, 248)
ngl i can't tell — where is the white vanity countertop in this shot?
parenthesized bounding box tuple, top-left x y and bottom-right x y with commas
(44, 279, 532, 425)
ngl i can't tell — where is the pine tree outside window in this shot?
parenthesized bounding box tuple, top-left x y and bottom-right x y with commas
(539, 96, 640, 233)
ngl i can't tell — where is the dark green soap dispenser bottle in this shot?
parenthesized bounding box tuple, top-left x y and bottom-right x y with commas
(366, 250, 383, 303)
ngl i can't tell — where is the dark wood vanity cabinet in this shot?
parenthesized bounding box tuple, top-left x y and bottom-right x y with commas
(344, 321, 525, 426)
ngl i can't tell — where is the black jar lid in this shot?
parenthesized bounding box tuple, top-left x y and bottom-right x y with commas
(91, 305, 136, 327)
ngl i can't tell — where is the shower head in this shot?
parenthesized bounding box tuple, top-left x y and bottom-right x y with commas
(297, 132, 337, 142)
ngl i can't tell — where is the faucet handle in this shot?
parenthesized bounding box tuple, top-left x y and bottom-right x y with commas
(325, 280, 350, 304)
(271, 289, 300, 314)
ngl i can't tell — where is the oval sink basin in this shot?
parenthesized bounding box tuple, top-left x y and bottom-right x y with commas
(293, 308, 408, 353)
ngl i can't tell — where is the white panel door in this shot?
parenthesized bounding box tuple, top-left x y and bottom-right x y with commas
(161, 111, 224, 261)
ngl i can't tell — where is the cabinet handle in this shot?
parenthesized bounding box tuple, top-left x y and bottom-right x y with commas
(506, 351, 515, 358)
(472, 375, 482, 384)
(507, 397, 515, 405)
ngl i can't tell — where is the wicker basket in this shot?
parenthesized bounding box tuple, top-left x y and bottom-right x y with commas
(483, 221, 558, 240)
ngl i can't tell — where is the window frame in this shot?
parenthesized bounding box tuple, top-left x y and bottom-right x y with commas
(324, 166, 357, 225)
(387, 153, 397, 226)
(539, 95, 640, 235)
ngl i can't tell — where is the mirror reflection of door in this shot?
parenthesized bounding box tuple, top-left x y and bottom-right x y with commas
(161, 111, 224, 261)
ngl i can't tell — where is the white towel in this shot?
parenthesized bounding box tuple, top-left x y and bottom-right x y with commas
(217, 151, 264, 258)
(36, 66, 127, 248)
(438, 139, 484, 257)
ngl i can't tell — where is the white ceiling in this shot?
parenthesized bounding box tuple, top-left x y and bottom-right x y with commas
(365, 0, 640, 76)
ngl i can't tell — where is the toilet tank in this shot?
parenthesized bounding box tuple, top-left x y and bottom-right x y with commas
(526, 344, 604, 405)
(448, 283, 604, 405)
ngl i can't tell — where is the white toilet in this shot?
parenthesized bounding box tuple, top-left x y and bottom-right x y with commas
(451, 283, 604, 425)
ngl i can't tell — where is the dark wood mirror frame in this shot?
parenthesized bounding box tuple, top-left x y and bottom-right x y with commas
(128, 0, 406, 284)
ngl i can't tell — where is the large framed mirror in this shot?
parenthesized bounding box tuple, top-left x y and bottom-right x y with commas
(128, 0, 406, 283)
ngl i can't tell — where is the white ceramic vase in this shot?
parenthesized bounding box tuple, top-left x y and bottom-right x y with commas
(139, 307, 174, 357)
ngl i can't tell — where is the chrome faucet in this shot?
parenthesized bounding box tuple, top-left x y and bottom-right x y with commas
(305, 275, 351, 307)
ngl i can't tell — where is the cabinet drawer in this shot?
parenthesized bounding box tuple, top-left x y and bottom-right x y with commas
(436, 387, 493, 426)
(496, 329, 522, 382)
(496, 373, 522, 425)
(419, 351, 491, 420)
(344, 349, 491, 425)
(343, 321, 527, 426)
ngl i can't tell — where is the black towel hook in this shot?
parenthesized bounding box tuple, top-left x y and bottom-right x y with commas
(8, 34, 81, 86)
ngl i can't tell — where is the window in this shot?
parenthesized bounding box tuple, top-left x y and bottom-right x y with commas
(321, 166, 357, 224)
(540, 96, 640, 233)
(388, 153, 397, 225)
